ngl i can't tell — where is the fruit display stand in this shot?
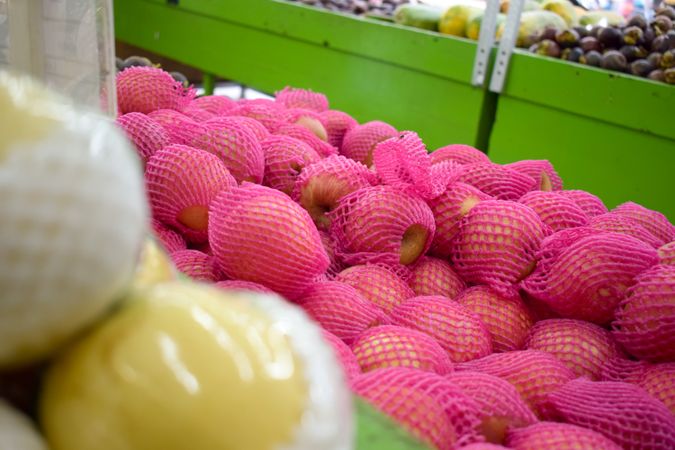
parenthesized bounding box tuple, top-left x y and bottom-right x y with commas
(487, 49, 675, 220)
(112, 0, 497, 150)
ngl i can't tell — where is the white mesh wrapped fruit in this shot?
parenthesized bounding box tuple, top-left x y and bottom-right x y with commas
(590, 212, 663, 248)
(559, 190, 608, 218)
(209, 184, 329, 299)
(116, 66, 195, 114)
(456, 163, 537, 200)
(504, 160, 563, 191)
(170, 249, 222, 282)
(262, 135, 321, 195)
(391, 295, 493, 363)
(456, 287, 534, 353)
(341, 121, 398, 167)
(145, 145, 237, 243)
(505, 422, 622, 450)
(319, 109, 358, 150)
(0, 73, 147, 368)
(451, 200, 548, 296)
(41, 282, 354, 450)
(275, 86, 329, 112)
(408, 256, 465, 299)
(335, 264, 415, 313)
(330, 185, 436, 267)
(525, 319, 622, 379)
(430, 144, 490, 166)
(0, 400, 48, 450)
(519, 190, 588, 232)
(115, 112, 170, 164)
(612, 201, 675, 246)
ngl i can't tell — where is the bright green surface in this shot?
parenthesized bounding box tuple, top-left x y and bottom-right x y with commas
(489, 50, 675, 220)
(356, 397, 431, 450)
(114, 0, 494, 149)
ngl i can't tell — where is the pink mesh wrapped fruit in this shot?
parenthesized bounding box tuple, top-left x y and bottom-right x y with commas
(281, 108, 330, 142)
(181, 105, 215, 122)
(190, 95, 237, 115)
(321, 330, 361, 384)
(600, 358, 675, 413)
(612, 264, 675, 363)
(505, 422, 622, 450)
(351, 325, 453, 375)
(448, 371, 538, 444)
(612, 201, 675, 246)
(590, 212, 663, 248)
(319, 109, 358, 150)
(330, 185, 436, 267)
(208, 184, 329, 299)
(658, 241, 675, 265)
(273, 122, 337, 157)
(522, 231, 658, 324)
(451, 200, 548, 296)
(391, 295, 492, 363)
(341, 121, 398, 167)
(430, 144, 490, 166)
(298, 281, 387, 344)
(519, 191, 588, 232)
(335, 264, 415, 313)
(261, 135, 321, 195)
(170, 249, 222, 282)
(408, 257, 465, 299)
(504, 160, 563, 191)
(292, 155, 377, 229)
(427, 182, 492, 258)
(456, 287, 534, 353)
(116, 67, 195, 114)
(548, 379, 675, 450)
(275, 86, 329, 112)
(457, 350, 575, 418)
(558, 190, 608, 218)
(214, 280, 274, 294)
(206, 116, 269, 141)
(353, 367, 482, 449)
(457, 444, 509, 450)
(318, 231, 344, 277)
(148, 110, 206, 146)
(150, 219, 186, 254)
(456, 163, 537, 201)
(145, 145, 237, 243)
(525, 319, 621, 379)
(231, 99, 285, 130)
(115, 112, 171, 164)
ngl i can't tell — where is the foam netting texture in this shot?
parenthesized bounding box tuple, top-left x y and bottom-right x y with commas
(191, 95, 237, 116)
(451, 200, 548, 296)
(505, 422, 623, 450)
(170, 249, 222, 282)
(612, 201, 675, 246)
(231, 99, 286, 130)
(272, 122, 337, 157)
(657, 241, 675, 265)
(214, 279, 275, 294)
(448, 371, 538, 430)
(352, 367, 483, 450)
(335, 264, 415, 313)
(430, 144, 491, 166)
(590, 212, 663, 248)
(188, 119, 264, 184)
(525, 318, 621, 379)
(261, 135, 321, 195)
(558, 190, 608, 218)
(145, 145, 237, 243)
(292, 155, 377, 229)
(318, 231, 345, 277)
(341, 121, 398, 166)
(330, 185, 436, 267)
(456, 350, 575, 418)
(457, 444, 510, 450)
(321, 330, 361, 384)
(456, 163, 536, 201)
(504, 160, 563, 191)
(280, 107, 328, 130)
(612, 264, 675, 362)
(428, 182, 492, 258)
(522, 231, 658, 324)
(519, 191, 589, 232)
(208, 184, 329, 299)
(319, 109, 358, 150)
(408, 256, 465, 299)
(150, 110, 207, 147)
(548, 379, 675, 450)
(116, 67, 195, 115)
(181, 105, 215, 122)
(275, 87, 329, 112)
(298, 281, 388, 344)
(150, 218, 186, 254)
(456, 286, 533, 353)
(390, 295, 492, 363)
(115, 112, 171, 163)
(207, 116, 270, 142)
(351, 325, 453, 375)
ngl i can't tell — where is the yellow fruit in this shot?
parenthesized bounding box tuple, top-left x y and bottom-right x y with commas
(131, 238, 176, 288)
(439, 5, 483, 37)
(496, 11, 567, 47)
(541, 0, 578, 26)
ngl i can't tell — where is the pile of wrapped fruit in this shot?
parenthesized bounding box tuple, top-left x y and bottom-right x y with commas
(2, 65, 675, 450)
(286, 0, 411, 17)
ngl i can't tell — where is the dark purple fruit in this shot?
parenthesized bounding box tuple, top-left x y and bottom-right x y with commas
(666, 30, 675, 49)
(665, 67, 675, 84)
(648, 52, 663, 67)
(540, 27, 559, 42)
(556, 29, 580, 48)
(580, 36, 602, 52)
(648, 69, 665, 81)
(573, 26, 590, 38)
(623, 26, 644, 45)
(656, 6, 675, 21)
(661, 49, 675, 68)
(652, 34, 671, 52)
(619, 45, 647, 61)
(652, 16, 673, 35)
(170, 71, 189, 87)
(536, 39, 562, 58)
(630, 59, 654, 77)
(580, 50, 603, 66)
(627, 15, 648, 30)
(529, 43, 541, 53)
(598, 27, 623, 49)
(123, 55, 153, 69)
(562, 47, 584, 62)
(643, 27, 656, 49)
(590, 26, 603, 38)
(601, 50, 628, 71)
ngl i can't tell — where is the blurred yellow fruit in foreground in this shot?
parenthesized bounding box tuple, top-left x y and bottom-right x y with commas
(41, 281, 353, 450)
(131, 238, 176, 287)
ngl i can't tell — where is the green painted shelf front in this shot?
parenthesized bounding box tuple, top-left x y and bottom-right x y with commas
(488, 50, 675, 220)
(114, 0, 496, 151)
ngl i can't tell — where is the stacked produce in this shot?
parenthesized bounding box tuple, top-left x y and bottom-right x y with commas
(110, 66, 674, 449)
(287, 0, 410, 17)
